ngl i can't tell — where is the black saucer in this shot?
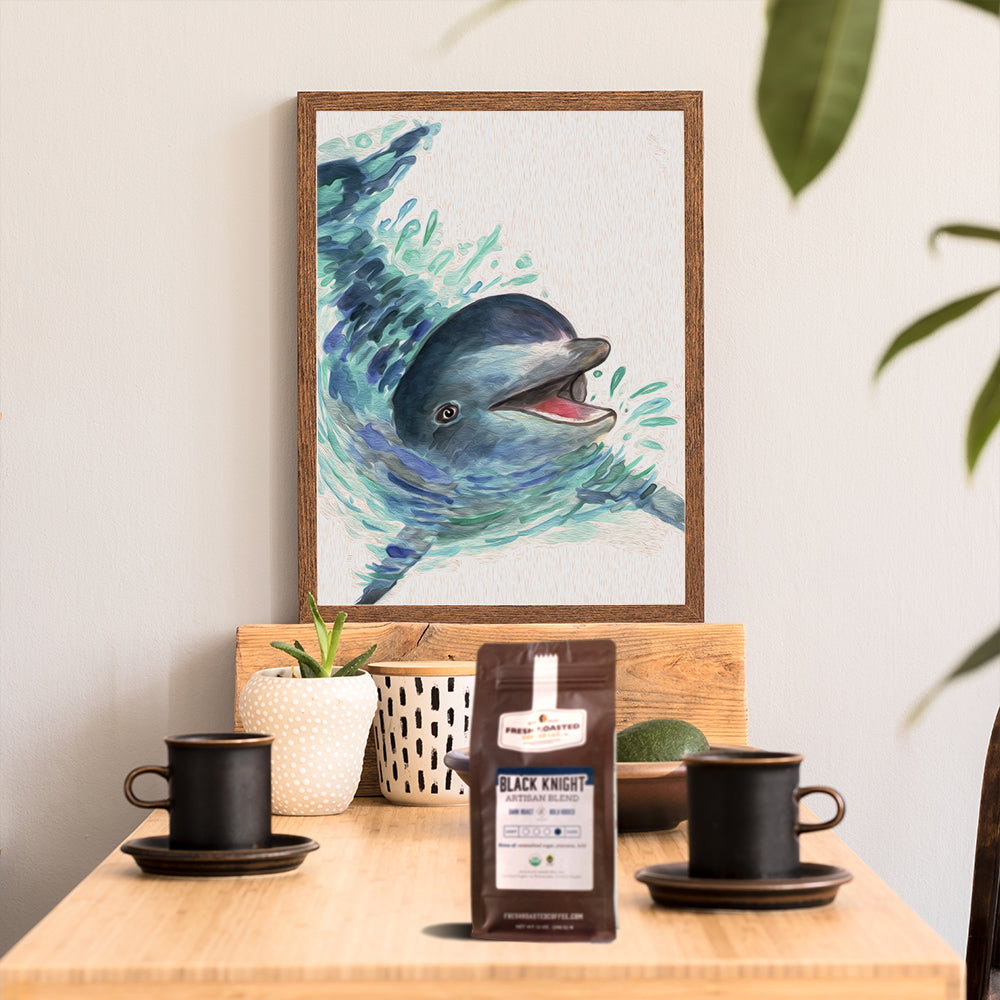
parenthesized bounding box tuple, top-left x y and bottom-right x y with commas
(121, 834, 319, 877)
(635, 862, 852, 910)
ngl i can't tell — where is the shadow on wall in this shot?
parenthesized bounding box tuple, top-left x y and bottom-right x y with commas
(167, 633, 245, 741)
(0, 632, 235, 956)
(264, 98, 300, 620)
(224, 98, 300, 622)
(0, 95, 299, 949)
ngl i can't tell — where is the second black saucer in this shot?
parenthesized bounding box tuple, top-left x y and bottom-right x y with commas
(635, 862, 852, 910)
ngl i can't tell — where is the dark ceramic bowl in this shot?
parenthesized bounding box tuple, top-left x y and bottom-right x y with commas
(615, 760, 688, 832)
(442, 748, 689, 833)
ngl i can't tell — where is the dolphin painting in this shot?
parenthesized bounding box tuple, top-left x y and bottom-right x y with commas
(314, 121, 685, 605)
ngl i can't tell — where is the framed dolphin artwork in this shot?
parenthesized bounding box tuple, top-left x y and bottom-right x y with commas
(297, 91, 703, 623)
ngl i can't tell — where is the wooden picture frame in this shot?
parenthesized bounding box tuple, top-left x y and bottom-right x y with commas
(297, 91, 703, 624)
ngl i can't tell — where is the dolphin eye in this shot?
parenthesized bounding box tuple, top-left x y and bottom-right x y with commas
(434, 402, 461, 424)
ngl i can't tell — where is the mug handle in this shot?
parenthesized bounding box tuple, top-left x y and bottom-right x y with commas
(123, 765, 171, 810)
(794, 785, 846, 834)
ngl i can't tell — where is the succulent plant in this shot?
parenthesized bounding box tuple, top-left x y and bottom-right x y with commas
(269, 594, 376, 678)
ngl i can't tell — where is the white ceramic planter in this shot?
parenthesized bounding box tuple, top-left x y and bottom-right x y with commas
(368, 661, 475, 806)
(238, 667, 377, 816)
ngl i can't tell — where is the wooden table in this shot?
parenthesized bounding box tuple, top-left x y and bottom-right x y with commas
(0, 799, 962, 1000)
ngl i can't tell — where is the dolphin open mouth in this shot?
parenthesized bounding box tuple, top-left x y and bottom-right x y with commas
(491, 370, 615, 426)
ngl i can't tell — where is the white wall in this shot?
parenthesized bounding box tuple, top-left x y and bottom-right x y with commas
(1, 0, 997, 957)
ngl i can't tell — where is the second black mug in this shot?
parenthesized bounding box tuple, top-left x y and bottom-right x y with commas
(683, 748, 845, 880)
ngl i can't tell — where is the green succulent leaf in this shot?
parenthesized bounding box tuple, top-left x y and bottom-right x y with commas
(758, 0, 880, 196)
(291, 640, 324, 676)
(875, 285, 1000, 377)
(326, 612, 347, 672)
(968, 353, 1000, 472)
(307, 593, 330, 666)
(906, 624, 1000, 726)
(269, 640, 323, 678)
(930, 224, 1000, 249)
(334, 644, 378, 677)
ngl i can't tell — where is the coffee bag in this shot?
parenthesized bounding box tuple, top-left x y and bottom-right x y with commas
(470, 640, 616, 941)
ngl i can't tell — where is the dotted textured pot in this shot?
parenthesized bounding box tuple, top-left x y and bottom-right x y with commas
(367, 661, 475, 806)
(238, 667, 377, 816)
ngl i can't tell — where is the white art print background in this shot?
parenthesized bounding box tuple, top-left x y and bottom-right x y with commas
(315, 109, 686, 606)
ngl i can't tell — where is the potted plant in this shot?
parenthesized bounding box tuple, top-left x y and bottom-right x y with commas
(238, 595, 377, 816)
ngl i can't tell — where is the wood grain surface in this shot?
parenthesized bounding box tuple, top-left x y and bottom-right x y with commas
(0, 799, 962, 1000)
(235, 622, 747, 797)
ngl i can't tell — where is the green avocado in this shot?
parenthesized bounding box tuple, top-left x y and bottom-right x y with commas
(615, 718, 709, 762)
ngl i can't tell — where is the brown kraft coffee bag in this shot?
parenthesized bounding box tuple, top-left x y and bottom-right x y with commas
(470, 640, 617, 941)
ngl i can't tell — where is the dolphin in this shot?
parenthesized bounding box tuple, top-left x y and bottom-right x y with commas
(392, 295, 615, 473)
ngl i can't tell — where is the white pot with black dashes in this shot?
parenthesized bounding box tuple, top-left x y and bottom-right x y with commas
(367, 661, 475, 805)
(238, 667, 377, 816)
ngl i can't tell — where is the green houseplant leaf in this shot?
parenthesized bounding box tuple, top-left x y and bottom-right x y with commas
(930, 224, 1000, 249)
(906, 624, 1000, 725)
(758, 0, 880, 196)
(875, 285, 1000, 378)
(952, 0, 999, 14)
(968, 353, 1000, 471)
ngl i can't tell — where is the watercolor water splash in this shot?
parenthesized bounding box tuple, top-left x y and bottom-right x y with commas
(316, 120, 683, 604)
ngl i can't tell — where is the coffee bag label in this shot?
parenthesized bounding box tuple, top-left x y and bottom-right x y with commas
(497, 709, 587, 752)
(494, 767, 594, 891)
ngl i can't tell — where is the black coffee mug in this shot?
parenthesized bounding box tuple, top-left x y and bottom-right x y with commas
(124, 733, 274, 851)
(683, 749, 845, 880)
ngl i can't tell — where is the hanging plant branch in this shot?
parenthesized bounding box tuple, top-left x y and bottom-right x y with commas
(879, 222, 1000, 723)
(440, 0, 998, 723)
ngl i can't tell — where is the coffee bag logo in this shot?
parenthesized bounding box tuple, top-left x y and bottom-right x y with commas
(497, 709, 588, 752)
